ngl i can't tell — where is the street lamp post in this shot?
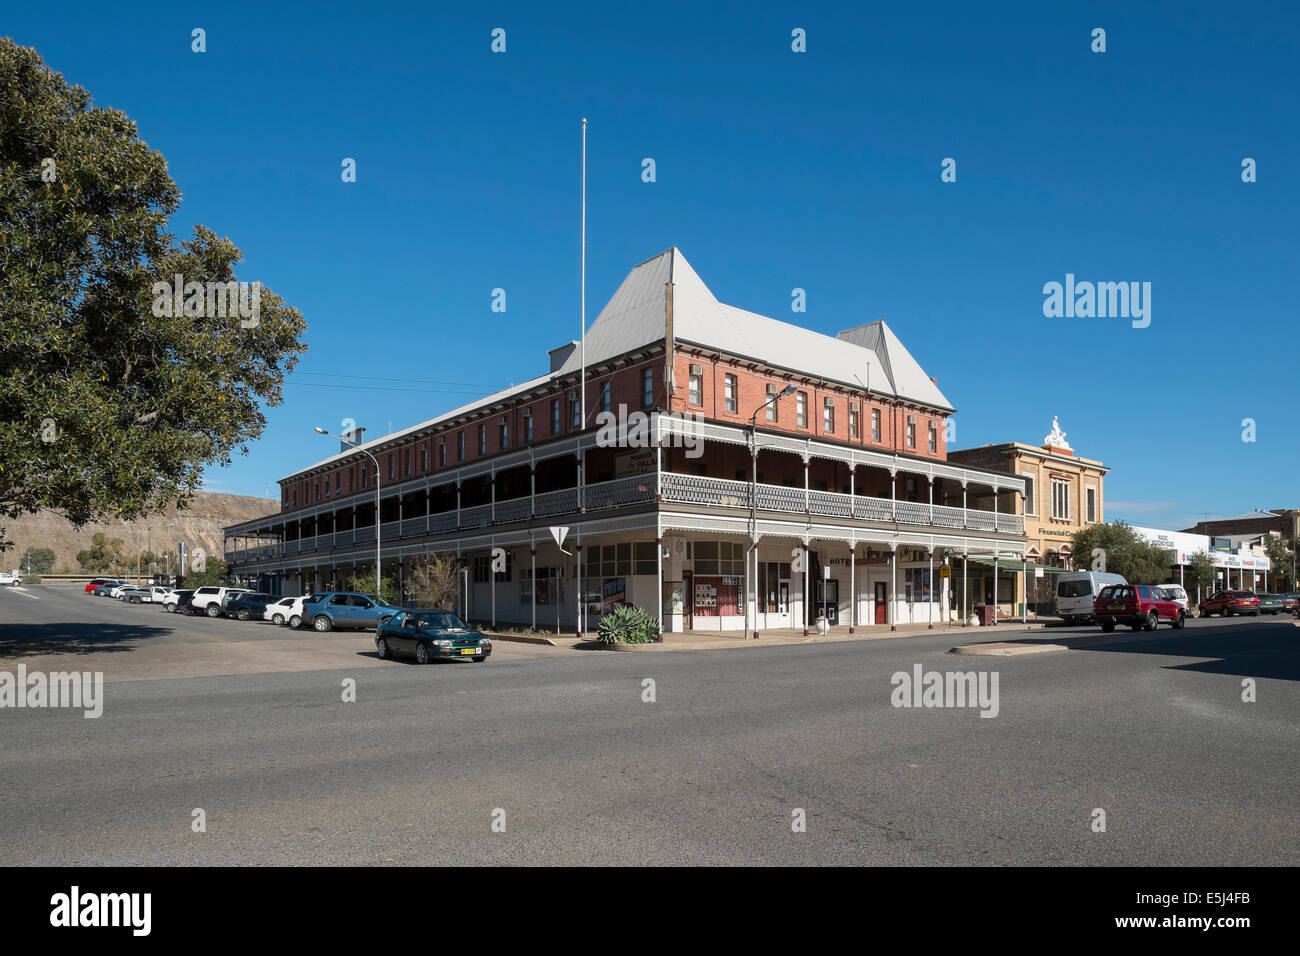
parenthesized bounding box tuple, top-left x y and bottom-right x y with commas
(315, 427, 382, 601)
(746, 385, 797, 639)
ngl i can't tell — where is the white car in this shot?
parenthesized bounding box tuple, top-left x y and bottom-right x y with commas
(0, 572, 19, 586)
(263, 596, 306, 625)
(1159, 585, 1190, 613)
(190, 586, 250, 618)
(107, 582, 139, 598)
(117, 586, 150, 602)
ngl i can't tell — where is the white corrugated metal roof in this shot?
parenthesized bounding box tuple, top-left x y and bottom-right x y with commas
(564, 246, 954, 411)
(285, 247, 954, 482)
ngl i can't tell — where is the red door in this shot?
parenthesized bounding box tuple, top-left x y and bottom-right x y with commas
(874, 582, 888, 625)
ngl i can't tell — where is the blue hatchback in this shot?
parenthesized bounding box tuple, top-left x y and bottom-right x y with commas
(301, 592, 399, 632)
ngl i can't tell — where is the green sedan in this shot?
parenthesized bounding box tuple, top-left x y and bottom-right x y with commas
(375, 610, 492, 664)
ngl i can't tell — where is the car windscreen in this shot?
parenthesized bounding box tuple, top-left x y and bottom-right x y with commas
(407, 612, 465, 631)
(1058, 580, 1093, 598)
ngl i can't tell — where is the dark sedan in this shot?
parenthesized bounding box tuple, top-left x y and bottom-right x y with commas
(226, 592, 276, 621)
(375, 610, 492, 664)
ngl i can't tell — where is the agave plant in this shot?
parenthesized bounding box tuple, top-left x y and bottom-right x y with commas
(596, 604, 659, 644)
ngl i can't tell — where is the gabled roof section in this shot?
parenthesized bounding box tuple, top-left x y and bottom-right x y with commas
(836, 321, 954, 411)
(555, 249, 672, 375)
(571, 247, 955, 412)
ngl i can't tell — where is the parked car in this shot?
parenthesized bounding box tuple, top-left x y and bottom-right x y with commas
(375, 610, 492, 663)
(141, 586, 174, 604)
(0, 571, 19, 586)
(1094, 584, 1186, 632)
(163, 589, 196, 614)
(1198, 589, 1260, 617)
(117, 586, 150, 603)
(263, 596, 306, 626)
(85, 578, 120, 594)
(91, 579, 129, 596)
(1159, 584, 1190, 613)
(1055, 571, 1127, 625)
(218, 588, 255, 617)
(190, 586, 250, 618)
(1256, 594, 1289, 615)
(226, 592, 276, 621)
(300, 592, 399, 632)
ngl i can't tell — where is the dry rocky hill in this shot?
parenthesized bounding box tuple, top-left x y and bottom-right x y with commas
(1, 491, 279, 574)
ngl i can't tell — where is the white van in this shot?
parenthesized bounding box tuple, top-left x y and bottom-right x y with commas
(1158, 584, 1189, 612)
(1056, 571, 1128, 624)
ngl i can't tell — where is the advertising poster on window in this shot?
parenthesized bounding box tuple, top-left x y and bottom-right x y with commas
(602, 577, 626, 613)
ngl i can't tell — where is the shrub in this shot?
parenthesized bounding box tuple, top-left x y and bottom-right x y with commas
(596, 605, 659, 644)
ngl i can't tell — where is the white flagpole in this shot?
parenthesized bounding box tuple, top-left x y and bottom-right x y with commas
(579, 117, 587, 636)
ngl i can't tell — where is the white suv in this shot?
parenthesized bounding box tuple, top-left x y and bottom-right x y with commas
(190, 586, 250, 618)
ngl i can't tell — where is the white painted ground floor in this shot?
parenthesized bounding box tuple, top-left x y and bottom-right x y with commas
(255, 516, 1028, 634)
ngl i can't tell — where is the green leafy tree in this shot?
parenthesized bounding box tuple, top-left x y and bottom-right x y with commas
(1184, 550, 1217, 604)
(347, 570, 400, 605)
(1068, 521, 1170, 585)
(185, 557, 228, 588)
(1264, 534, 1293, 591)
(0, 39, 307, 552)
(75, 532, 127, 573)
(20, 545, 55, 573)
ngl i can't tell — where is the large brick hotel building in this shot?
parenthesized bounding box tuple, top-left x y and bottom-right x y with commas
(225, 248, 1028, 633)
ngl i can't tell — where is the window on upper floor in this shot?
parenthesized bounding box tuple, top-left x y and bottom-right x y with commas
(1022, 474, 1037, 516)
(796, 391, 807, 428)
(524, 410, 533, 442)
(457, 431, 465, 461)
(724, 374, 737, 414)
(499, 417, 508, 450)
(823, 397, 834, 434)
(906, 416, 916, 449)
(1052, 477, 1071, 520)
(688, 367, 703, 406)
(601, 381, 612, 413)
(766, 384, 779, 422)
(643, 368, 653, 408)
(439, 437, 446, 468)
(871, 408, 881, 442)
(928, 422, 937, 453)
(849, 404, 859, 438)
(478, 424, 487, 456)
(1086, 486, 1097, 523)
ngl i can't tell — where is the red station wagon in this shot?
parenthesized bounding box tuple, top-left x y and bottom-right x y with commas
(1094, 584, 1186, 632)
(1198, 590, 1261, 618)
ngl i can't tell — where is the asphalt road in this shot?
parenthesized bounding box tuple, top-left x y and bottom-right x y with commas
(1, 585, 1296, 865)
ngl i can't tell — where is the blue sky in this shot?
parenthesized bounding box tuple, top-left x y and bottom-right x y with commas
(10, 1, 1298, 530)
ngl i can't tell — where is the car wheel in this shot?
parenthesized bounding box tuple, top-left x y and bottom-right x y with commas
(377, 637, 390, 660)
(472, 656, 486, 663)
(272, 614, 285, 625)
(237, 609, 250, 621)
(164, 604, 174, 613)
(205, 604, 220, 618)
(1174, 612, 1185, 629)
(1143, 612, 1157, 631)
(289, 615, 301, 628)
(415, 642, 430, 665)
(1101, 622, 1115, 633)
(313, 616, 333, 632)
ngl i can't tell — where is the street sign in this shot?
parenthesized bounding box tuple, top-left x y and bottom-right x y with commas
(939, 565, 950, 578)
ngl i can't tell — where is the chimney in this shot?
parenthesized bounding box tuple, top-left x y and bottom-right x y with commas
(549, 341, 579, 372)
(341, 426, 366, 452)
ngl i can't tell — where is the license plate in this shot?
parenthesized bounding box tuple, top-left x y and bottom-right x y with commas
(459, 647, 476, 655)
(1108, 604, 1123, 610)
